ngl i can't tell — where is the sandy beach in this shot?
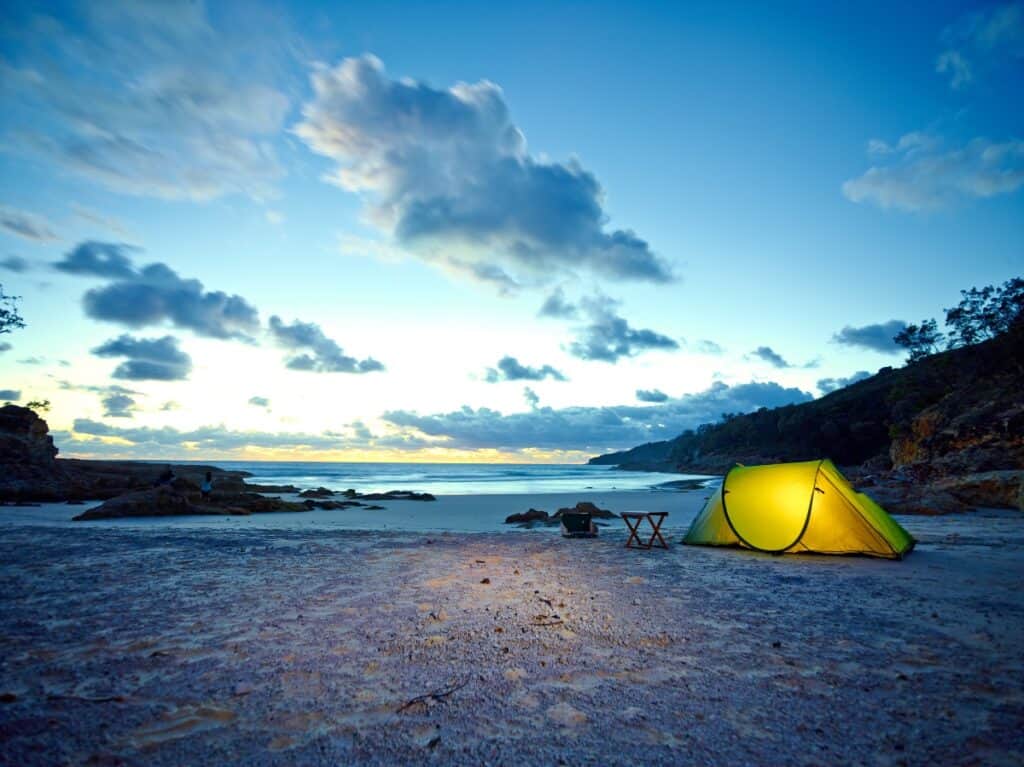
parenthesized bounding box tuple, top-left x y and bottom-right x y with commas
(1, 494, 1022, 766)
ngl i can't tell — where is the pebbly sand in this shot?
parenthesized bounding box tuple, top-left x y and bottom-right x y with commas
(1, 493, 1023, 766)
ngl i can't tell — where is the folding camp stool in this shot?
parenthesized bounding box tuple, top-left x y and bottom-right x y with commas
(621, 511, 669, 549)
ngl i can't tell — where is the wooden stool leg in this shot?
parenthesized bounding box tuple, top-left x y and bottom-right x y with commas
(648, 516, 668, 549)
(624, 518, 643, 548)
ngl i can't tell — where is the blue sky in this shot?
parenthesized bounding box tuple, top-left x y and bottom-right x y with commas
(0, 0, 1021, 461)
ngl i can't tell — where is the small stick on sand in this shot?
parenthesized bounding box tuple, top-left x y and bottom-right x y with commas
(46, 693, 126, 703)
(396, 679, 469, 714)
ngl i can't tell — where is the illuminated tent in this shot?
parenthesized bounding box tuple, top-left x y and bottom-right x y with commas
(683, 459, 914, 559)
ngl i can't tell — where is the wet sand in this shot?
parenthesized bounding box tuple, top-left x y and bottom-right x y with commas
(1, 506, 1022, 765)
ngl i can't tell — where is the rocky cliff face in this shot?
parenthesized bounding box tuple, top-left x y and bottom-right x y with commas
(0, 405, 65, 498)
(591, 326, 1024, 514)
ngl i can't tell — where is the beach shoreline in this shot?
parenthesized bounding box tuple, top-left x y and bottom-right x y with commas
(0, 488, 713, 533)
(1, 508, 1022, 765)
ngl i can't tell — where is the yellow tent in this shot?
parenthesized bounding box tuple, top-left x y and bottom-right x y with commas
(683, 459, 914, 559)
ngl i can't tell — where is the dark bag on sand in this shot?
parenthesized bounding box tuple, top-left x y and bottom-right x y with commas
(561, 511, 597, 538)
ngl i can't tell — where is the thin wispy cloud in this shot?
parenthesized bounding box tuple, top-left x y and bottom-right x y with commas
(0, 256, 30, 273)
(295, 55, 674, 289)
(844, 135, 1024, 211)
(936, 2, 1023, 90)
(0, 205, 59, 242)
(1, 0, 291, 201)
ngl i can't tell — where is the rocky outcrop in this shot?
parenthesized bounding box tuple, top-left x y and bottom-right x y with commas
(0, 405, 65, 500)
(555, 501, 616, 519)
(505, 501, 618, 527)
(299, 487, 335, 498)
(505, 508, 550, 525)
(72, 478, 312, 521)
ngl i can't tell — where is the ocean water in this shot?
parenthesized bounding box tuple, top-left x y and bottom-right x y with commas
(209, 461, 701, 496)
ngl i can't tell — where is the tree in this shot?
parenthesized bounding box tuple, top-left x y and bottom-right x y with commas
(945, 277, 1024, 348)
(894, 319, 944, 363)
(25, 399, 51, 412)
(0, 283, 25, 335)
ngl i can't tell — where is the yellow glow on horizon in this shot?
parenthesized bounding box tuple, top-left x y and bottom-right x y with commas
(59, 441, 596, 464)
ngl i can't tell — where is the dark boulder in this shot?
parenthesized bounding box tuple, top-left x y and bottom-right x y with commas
(504, 509, 550, 524)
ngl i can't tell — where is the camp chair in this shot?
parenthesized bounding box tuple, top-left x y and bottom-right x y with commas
(561, 511, 598, 538)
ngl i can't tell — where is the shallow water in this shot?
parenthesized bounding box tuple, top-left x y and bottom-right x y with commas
(175, 460, 703, 496)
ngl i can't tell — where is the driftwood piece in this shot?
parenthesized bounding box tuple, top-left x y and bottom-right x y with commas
(396, 679, 468, 714)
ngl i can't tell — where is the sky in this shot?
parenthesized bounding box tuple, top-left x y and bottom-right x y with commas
(0, 0, 1021, 463)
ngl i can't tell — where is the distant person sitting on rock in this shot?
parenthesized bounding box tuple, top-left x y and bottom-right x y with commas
(154, 466, 175, 487)
(201, 471, 213, 501)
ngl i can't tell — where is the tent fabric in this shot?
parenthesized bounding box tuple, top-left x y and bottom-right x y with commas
(683, 459, 915, 559)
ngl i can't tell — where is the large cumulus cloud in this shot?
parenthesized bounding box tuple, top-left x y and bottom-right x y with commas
(382, 380, 812, 452)
(294, 55, 673, 287)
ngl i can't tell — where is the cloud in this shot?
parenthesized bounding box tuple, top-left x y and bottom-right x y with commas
(71, 204, 130, 235)
(936, 2, 1024, 89)
(693, 339, 724, 355)
(0, 205, 59, 241)
(538, 287, 579, 319)
(817, 371, 872, 395)
(53, 241, 138, 279)
(248, 396, 271, 409)
(636, 388, 669, 403)
(568, 295, 678, 363)
(160, 400, 180, 411)
(0, 342, 13, 353)
(0, 388, 21, 401)
(936, 50, 973, 89)
(61, 244, 262, 341)
(102, 391, 137, 418)
(268, 316, 385, 374)
(832, 320, 907, 354)
(91, 334, 193, 381)
(70, 418, 353, 453)
(294, 55, 673, 288)
(748, 346, 791, 368)
(843, 135, 1024, 211)
(484, 356, 566, 383)
(0, 256, 30, 273)
(1, 1, 290, 201)
(523, 386, 540, 408)
(382, 380, 812, 452)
